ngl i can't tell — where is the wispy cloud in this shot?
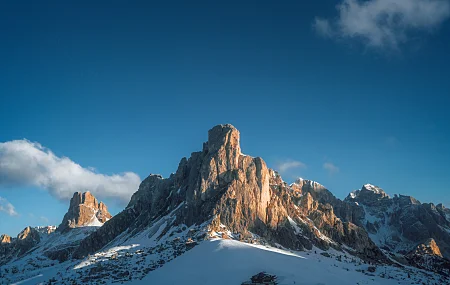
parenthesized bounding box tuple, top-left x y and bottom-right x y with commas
(323, 162, 340, 175)
(313, 0, 450, 50)
(0, 197, 18, 216)
(313, 17, 334, 38)
(276, 160, 307, 173)
(0, 139, 141, 204)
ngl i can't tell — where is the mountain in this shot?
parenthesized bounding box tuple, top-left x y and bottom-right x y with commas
(345, 183, 450, 275)
(0, 192, 110, 267)
(0, 124, 449, 284)
(72, 124, 384, 262)
(0, 226, 43, 265)
(58, 191, 112, 233)
(345, 184, 450, 256)
(406, 238, 450, 274)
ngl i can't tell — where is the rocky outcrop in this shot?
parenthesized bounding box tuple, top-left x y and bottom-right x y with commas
(406, 239, 450, 275)
(0, 192, 113, 263)
(0, 234, 11, 244)
(345, 184, 450, 260)
(16, 226, 40, 255)
(73, 124, 386, 263)
(412, 238, 443, 258)
(58, 192, 112, 233)
(0, 226, 41, 265)
(293, 178, 365, 226)
(286, 180, 383, 260)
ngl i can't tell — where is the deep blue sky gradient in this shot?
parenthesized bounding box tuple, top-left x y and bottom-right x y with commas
(1, 0, 450, 236)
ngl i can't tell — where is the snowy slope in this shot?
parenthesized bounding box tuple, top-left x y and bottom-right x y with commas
(135, 239, 447, 285)
(4, 231, 448, 285)
(0, 226, 100, 285)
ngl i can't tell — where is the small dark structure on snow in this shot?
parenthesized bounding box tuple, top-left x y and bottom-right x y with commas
(241, 272, 278, 285)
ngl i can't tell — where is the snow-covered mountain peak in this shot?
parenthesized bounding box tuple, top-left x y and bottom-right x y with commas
(346, 184, 390, 203)
(362, 184, 387, 195)
(291, 177, 324, 189)
(35, 225, 57, 235)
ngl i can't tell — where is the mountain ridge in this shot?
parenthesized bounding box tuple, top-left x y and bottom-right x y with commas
(1, 124, 449, 284)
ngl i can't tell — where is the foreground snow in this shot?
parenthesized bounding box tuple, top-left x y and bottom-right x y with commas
(135, 239, 434, 285)
(4, 219, 448, 285)
(4, 237, 447, 285)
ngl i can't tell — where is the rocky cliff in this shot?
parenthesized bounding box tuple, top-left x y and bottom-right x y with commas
(73, 124, 385, 262)
(0, 234, 11, 244)
(1, 124, 450, 284)
(406, 238, 450, 275)
(345, 184, 450, 261)
(58, 191, 112, 233)
(0, 192, 111, 265)
(0, 226, 41, 265)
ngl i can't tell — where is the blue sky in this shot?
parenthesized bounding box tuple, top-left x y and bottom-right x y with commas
(1, 0, 450, 236)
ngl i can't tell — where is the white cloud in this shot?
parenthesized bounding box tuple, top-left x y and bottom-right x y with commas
(0, 197, 18, 216)
(276, 160, 307, 173)
(0, 140, 141, 204)
(313, 0, 450, 50)
(323, 162, 340, 174)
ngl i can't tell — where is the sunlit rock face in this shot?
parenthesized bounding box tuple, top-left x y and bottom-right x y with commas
(0, 234, 11, 244)
(406, 238, 450, 274)
(2, 124, 450, 282)
(73, 124, 385, 263)
(412, 238, 443, 258)
(57, 191, 112, 233)
(0, 226, 42, 264)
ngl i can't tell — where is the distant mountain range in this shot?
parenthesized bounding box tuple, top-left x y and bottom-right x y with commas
(1, 124, 449, 284)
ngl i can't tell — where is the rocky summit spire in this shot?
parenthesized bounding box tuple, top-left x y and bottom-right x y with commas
(206, 124, 240, 155)
(57, 192, 112, 233)
(0, 234, 11, 244)
(73, 124, 385, 263)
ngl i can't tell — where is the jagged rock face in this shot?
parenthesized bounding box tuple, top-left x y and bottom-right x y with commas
(17, 226, 39, 241)
(0, 226, 41, 263)
(406, 238, 450, 275)
(412, 238, 443, 257)
(296, 179, 365, 226)
(16, 226, 40, 255)
(347, 184, 390, 207)
(75, 125, 296, 258)
(73, 124, 386, 263)
(346, 185, 450, 259)
(285, 181, 383, 261)
(437, 204, 450, 220)
(0, 234, 11, 244)
(58, 192, 112, 232)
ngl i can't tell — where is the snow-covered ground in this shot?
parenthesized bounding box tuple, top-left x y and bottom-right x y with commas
(135, 239, 447, 285)
(3, 237, 448, 285)
(3, 211, 448, 285)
